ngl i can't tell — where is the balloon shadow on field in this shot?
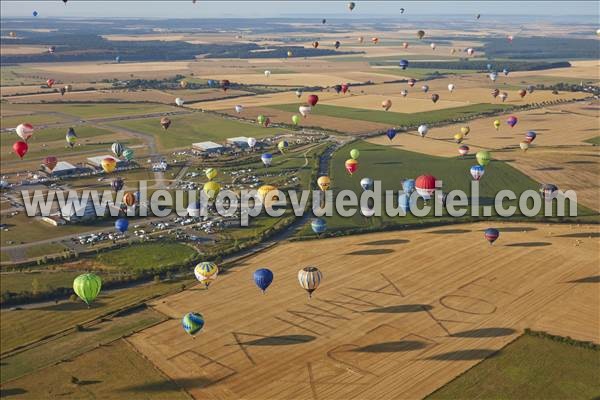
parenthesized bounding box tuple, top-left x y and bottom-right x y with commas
(450, 327, 515, 338)
(0, 388, 27, 397)
(120, 378, 212, 392)
(567, 276, 600, 284)
(428, 229, 470, 234)
(38, 302, 106, 311)
(558, 232, 600, 238)
(78, 380, 102, 386)
(536, 167, 563, 171)
(565, 160, 596, 164)
(360, 239, 409, 246)
(239, 335, 316, 346)
(345, 249, 394, 256)
(352, 340, 427, 353)
(505, 242, 552, 247)
(367, 304, 433, 313)
(495, 226, 538, 232)
(426, 349, 498, 361)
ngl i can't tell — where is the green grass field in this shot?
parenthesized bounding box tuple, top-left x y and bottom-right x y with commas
(97, 242, 198, 273)
(270, 103, 512, 127)
(427, 334, 600, 400)
(0, 306, 166, 383)
(0, 112, 76, 130)
(110, 112, 295, 150)
(373, 67, 478, 79)
(3, 103, 178, 121)
(23, 243, 67, 259)
(1, 270, 81, 295)
(0, 339, 188, 399)
(584, 136, 600, 145)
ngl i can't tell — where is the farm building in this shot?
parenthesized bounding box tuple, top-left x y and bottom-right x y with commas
(86, 155, 126, 170)
(227, 136, 251, 148)
(192, 141, 225, 154)
(41, 161, 88, 177)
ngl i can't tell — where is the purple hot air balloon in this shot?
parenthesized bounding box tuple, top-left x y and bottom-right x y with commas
(525, 131, 536, 143)
(506, 116, 518, 128)
(386, 128, 397, 141)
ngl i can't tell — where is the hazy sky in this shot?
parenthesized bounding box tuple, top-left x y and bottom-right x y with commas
(1, 1, 598, 18)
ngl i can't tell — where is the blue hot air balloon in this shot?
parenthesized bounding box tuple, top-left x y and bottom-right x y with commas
(484, 228, 500, 245)
(386, 128, 397, 141)
(253, 268, 274, 293)
(399, 59, 409, 70)
(486, 63, 492, 70)
(360, 177, 374, 191)
(115, 218, 129, 233)
(503, 68, 509, 76)
(399, 192, 411, 213)
(402, 179, 415, 194)
(33, 10, 38, 17)
(182, 312, 205, 336)
(261, 153, 273, 167)
(311, 218, 327, 235)
(115, 56, 121, 63)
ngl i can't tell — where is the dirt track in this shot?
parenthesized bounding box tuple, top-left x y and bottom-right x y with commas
(128, 222, 599, 399)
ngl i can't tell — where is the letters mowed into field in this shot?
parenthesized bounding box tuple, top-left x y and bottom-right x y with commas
(128, 222, 599, 399)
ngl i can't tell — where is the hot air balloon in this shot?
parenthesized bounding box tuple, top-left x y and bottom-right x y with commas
(311, 218, 327, 236)
(448, 83, 455, 92)
(402, 179, 416, 194)
(506, 116, 518, 128)
(312, 41, 319, 49)
(33, 10, 38, 17)
(111, 177, 124, 192)
(345, 159, 358, 175)
(371, 37, 379, 44)
(503, 68, 509, 76)
(454, 133, 464, 144)
(499, 92, 508, 102)
(278, 140, 289, 154)
(46, 79, 55, 88)
(381, 99, 392, 111)
(203, 181, 221, 201)
(291, 114, 301, 125)
(360, 177, 374, 191)
(418, 124, 428, 138)
(476, 13, 481, 19)
(298, 266, 322, 298)
(476, 150, 491, 166)
(417, 30, 425, 39)
(65, 84, 72, 92)
(525, 131, 536, 143)
(44, 156, 58, 171)
(307, 95, 319, 106)
(421, 85, 429, 93)
(257, 115, 266, 125)
(317, 176, 331, 191)
(399, 59, 409, 70)
(123, 192, 136, 207)
(254, 269, 274, 294)
(431, 93, 439, 103)
(73, 273, 101, 306)
(484, 228, 499, 245)
(358, 36, 364, 43)
(415, 175, 436, 200)
(205, 168, 217, 181)
(408, 78, 416, 87)
(540, 183, 559, 200)
(295, 89, 303, 98)
(334, 41, 341, 49)
(66, 127, 77, 147)
(101, 157, 117, 173)
(347, 2, 355, 11)
(518, 89, 527, 98)
(386, 128, 397, 141)
(16, 123, 34, 141)
(493, 119, 501, 130)
(261, 153, 273, 167)
(486, 63, 492, 71)
(470, 165, 485, 181)
(400, 7, 405, 14)
(195, 261, 219, 288)
(182, 312, 205, 336)
(175, 97, 184, 106)
(257, 185, 278, 207)
(460, 126, 470, 136)
(361, 204, 376, 218)
(430, 42, 436, 50)
(334, 84, 342, 94)
(160, 117, 171, 130)
(527, 85, 535, 94)
(111, 142, 124, 158)
(402, 42, 409, 49)
(48, 46, 56, 54)
(247, 137, 257, 149)
(115, 217, 129, 233)
(9, 31, 16, 38)
(348, 149, 360, 161)
(115, 56, 121, 63)
(221, 80, 231, 91)
(180, 80, 189, 89)
(399, 193, 410, 213)
(400, 89, 408, 97)
(287, 50, 293, 58)
(60, 87, 66, 96)
(341, 83, 349, 94)
(492, 88, 500, 98)
(519, 141, 529, 152)
(322, 18, 327, 24)
(458, 145, 469, 156)
(264, 117, 271, 127)
(489, 72, 498, 82)
(299, 105, 313, 118)
(264, 70, 271, 77)
(13, 141, 28, 159)
(467, 48, 474, 56)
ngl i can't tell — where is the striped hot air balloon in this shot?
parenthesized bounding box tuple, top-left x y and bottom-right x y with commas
(182, 312, 205, 336)
(298, 267, 322, 298)
(484, 228, 500, 245)
(73, 273, 102, 306)
(470, 165, 485, 181)
(194, 262, 219, 288)
(111, 142, 124, 158)
(311, 218, 327, 236)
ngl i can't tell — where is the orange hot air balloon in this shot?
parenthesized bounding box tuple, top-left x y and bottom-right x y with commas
(371, 37, 379, 44)
(312, 41, 319, 48)
(101, 157, 117, 173)
(123, 192, 136, 207)
(381, 99, 392, 111)
(345, 159, 358, 175)
(13, 141, 28, 159)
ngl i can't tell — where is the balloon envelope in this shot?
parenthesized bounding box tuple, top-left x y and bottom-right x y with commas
(345, 159, 358, 175)
(484, 228, 500, 244)
(13, 141, 29, 159)
(261, 153, 273, 167)
(182, 312, 205, 336)
(317, 176, 331, 191)
(386, 128, 397, 140)
(298, 266, 322, 297)
(476, 151, 491, 166)
(360, 177, 374, 191)
(415, 175, 436, 199)
(194, 262, 219, 287)
(350, 148, 360, 160)
(470, 165, 485, 181)
(402, 179, 415, 194)
(115, 218, 129, 233)
(16, 123, 34, 141)
(253, 268, 274, 293)
(73, 273, 102, 305)
(311, 218, 327, 235)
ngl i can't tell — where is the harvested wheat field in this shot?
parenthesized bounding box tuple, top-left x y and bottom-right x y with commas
(192, 91, 340, 111)
(0, 45, 50, 55)
(321, 94, 470, 112)
(199, 71, 399, 87)
(510, 60, 600, 80)
(128, 222, 599, 399)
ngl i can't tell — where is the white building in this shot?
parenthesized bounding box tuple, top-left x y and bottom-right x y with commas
(192, 141, 225, 153)
(152, 161, 168, 172)
(227, 136, 250, 148)
(87, 155, 125, 170)
(43, 161, 85, 177)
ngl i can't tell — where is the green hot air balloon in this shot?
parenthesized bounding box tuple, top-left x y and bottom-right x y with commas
(73, 273, 102, 306)
(476, 150, 491, 167)
(291, 114, 300, 126)
(257, 115, 266, 125)
(350, 148, 360, 160)
(122, 148, 134, 161)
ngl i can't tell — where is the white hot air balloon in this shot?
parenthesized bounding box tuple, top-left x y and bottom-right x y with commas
(361, 205, 376, 218)
(467, 48, 474, 56)
(16, 123, 34, 141)
(447, 83, 455, 92)
(299, 105, 312, 117)
(235, 104, 243, 113)
(264, 70, 271, 77)
(418, 124, 429, 138)
(175, 97, 184, 106)
(295, 89, 303, 98)
(489, 72, 498, 82)
(430, 42, 436, 50)
(247, 137, 257, 148)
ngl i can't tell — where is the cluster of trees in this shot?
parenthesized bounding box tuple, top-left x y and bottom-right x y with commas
(483, 37, 600, 60)
(371, 59, 571, 71)
(524, 328, 599, 350)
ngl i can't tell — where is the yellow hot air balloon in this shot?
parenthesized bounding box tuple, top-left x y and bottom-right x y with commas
(205, 168, 217, 181)
(460, 126, 470, 136)
(101, 157, 117, 173)
(317, 176, 331, 191)
(493, 119, 501, 130)
(287, 50, 293, 57)
(258, 185, 279, 208)
(381, 99, 392, 111)
(453, 133, 464, 144)
(519, 141, 529, 152)
(194, 262, 218, 288)
(203, 181, 221, 201)
(180, 80, 189, 89)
